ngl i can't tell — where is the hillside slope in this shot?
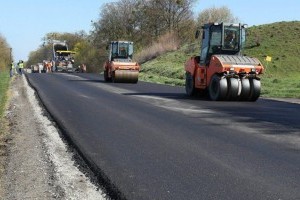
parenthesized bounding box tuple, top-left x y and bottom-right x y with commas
(140, 21, 300, 98)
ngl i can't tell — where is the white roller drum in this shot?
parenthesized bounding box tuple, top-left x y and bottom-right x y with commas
(114, 70, 139, 83)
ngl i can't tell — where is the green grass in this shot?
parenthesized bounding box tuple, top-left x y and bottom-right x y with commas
(261, 73, 300, 98)
(245, 21, 300, 98)
(139, 43, 197, 86)
(0, 71, 10, 119)
(140, 21, 300, 98)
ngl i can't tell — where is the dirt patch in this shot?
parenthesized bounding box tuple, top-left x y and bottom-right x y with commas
(0, 75, 107, 199)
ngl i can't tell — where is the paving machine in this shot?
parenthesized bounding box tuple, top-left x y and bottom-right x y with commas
(185, 22, 264, 101)
(52, 40, 76, 72)
(103, 41, 140, 83)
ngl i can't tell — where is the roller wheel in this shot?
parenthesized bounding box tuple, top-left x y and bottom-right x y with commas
(111, 70, 139, 83)
(132, 78, 138, 84)
(112, 71, 116, 83)
(209, 74, 228, 101)
(226, 78, 240, 101)
(104, 70, 111, 82)
(239, 78, 251, 101)
(249, 79, 261, 101)
(185, 72, 196, 96)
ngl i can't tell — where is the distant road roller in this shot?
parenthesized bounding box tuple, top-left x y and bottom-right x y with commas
(185, 23, 264, 101)
(103, 41, 140, 83)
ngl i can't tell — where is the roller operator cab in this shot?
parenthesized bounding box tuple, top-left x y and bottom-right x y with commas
(185, 22, 264, 101)
(103, 41, 140, 83)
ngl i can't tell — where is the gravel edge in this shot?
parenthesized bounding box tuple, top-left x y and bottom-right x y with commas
(0, 75, 107, 200)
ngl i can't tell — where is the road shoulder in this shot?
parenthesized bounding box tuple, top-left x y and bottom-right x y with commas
(0, 75, 106, 199)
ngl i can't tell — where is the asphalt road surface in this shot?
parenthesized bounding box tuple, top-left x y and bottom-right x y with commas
(26, 73, 300, 200)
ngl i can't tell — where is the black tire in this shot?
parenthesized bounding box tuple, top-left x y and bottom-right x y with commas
(248, 79, 261, 101)
(226, 78, 239, 100)
(209, 74, 228, 101)
(239, 78, 251, 101)
(133, 78, 138, 84)
(104, 70, 111, 82)
(185, 72, 196, 96)
(111, 71, 116, 83)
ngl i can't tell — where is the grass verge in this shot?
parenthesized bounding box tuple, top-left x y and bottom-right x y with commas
(139, 22, 300, 99)
(0, 71, 10, 196)
(0, 71, 10, 134)
(139, 43, 195, 86)
(139, 50, 300, 98)
(261, 73, 300, 98)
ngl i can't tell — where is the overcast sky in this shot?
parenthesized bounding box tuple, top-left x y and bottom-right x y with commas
(0, 0, 299, 61)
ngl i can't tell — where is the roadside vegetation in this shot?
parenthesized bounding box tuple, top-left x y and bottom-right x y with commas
(246, 21, 300, 97)
(139, 43, 194, 86)
(0, 72, 9, 118)
(26, 32, 105, 73)
(26, 0, 196, 72)
(139, 21, 300, 98)
(0, 34, 11, 134)
(25, 0, 299, 98)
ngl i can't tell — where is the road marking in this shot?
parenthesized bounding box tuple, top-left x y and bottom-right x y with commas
(78, 94, 92, 99)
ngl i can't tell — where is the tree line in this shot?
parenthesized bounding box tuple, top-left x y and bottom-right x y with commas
(26, 0, 238, 72)
(0, 34, 11, 71)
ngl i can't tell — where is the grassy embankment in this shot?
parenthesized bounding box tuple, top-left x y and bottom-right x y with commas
(0, 71, 10, 133)
(139, 21, 300, 98)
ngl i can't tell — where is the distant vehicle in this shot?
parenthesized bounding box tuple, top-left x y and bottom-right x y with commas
(30, 63, 45, 73)
(52, 40, 76, 73)
(38, 63, 44, 73)
(31, 65, 39, 73)
(103, 41, 140, 83)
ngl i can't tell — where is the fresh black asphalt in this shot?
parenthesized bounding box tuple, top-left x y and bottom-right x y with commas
(26, 73, 300, 200)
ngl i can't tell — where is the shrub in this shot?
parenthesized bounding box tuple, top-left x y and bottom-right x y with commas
(134, 32, 180, 64)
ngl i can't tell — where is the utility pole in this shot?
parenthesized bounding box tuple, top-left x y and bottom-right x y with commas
(10, 48, 12, 63)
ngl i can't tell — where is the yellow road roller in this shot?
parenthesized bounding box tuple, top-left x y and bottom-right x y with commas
(103, 41, 140, 83)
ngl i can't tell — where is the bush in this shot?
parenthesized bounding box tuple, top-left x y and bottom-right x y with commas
(135, 32, 180, 64)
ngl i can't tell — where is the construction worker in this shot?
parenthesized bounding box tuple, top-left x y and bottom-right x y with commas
(82, 64, 86, 73)
(224, 31, 237, 49)
(46, 61, 52, 73)
(18, 60, 24, 75)
(10, 61, 15, 77)
(119, 47, 127, 57)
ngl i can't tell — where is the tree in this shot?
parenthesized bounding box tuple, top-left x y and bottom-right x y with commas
(139, 0, 196, 42)
(73, 40, 104, 73)
(27, 32, 87, 68)
(91, 0, 197, 49)
(197, 6, 239, 28)
(41, 32, 86, 50)
(153, 0, 195, 32)
(0, 34, 12, 70)
(92, 0, 139, 47)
